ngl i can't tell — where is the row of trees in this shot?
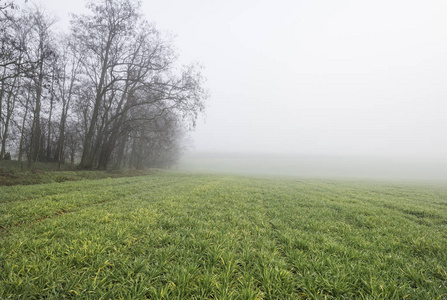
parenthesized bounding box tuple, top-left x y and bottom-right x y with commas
(0, 0, 207, 170)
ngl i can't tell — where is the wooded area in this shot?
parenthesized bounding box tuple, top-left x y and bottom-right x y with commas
(0, 0, 207, 170)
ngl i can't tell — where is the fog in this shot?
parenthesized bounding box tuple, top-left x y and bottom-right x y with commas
(176, 152, 447, 181)
(36, 0, 447, 179)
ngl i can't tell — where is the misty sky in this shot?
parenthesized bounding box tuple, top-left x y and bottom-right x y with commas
(34, 0, 447, 158)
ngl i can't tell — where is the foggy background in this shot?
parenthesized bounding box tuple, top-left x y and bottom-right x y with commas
(34, 0, 447, 179)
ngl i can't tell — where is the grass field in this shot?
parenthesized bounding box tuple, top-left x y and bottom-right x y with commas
(1, 172, 446, 299)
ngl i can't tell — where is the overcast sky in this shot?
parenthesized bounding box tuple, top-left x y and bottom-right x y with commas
(32, 0, 447, 159)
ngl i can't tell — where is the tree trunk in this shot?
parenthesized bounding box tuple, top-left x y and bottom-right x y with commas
(0, 76, 18, 159)
(29, 62, 44, 164)
(55, 111, 66, 170)
(113, 134, 127, 169)
(97, 140, 114, 170)
(78, 34, 114, 170)
(18, 91, 31, 163)
(46, 91, 54, 161)
(0, 93, 14, 158)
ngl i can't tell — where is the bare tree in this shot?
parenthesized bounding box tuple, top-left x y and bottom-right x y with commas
(71, 0, 141, 169)
(0, 2, 32, 159)
(73, 0, 207, 170)
(64, 119, 83, 169)
(25, 7, 57, 165)
(17, 81, 33, 165)
(126, 111, 185, 169)
(52, 36, 82, 169)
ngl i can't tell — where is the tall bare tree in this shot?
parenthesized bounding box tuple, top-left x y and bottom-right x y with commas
(0, 2, 31, 159)
(71, 0, 141, 169)
(52, 36, 82, 168)
(73, 0, 207, 170)
(25, 7, 57, 165)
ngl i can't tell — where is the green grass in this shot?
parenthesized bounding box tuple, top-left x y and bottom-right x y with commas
(1, 172, 446, 299)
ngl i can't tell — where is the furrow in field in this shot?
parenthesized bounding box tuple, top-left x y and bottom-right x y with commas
(0, 175, 193, 231)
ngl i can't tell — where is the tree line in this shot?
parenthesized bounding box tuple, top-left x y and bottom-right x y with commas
(0, 0, 207, 170)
